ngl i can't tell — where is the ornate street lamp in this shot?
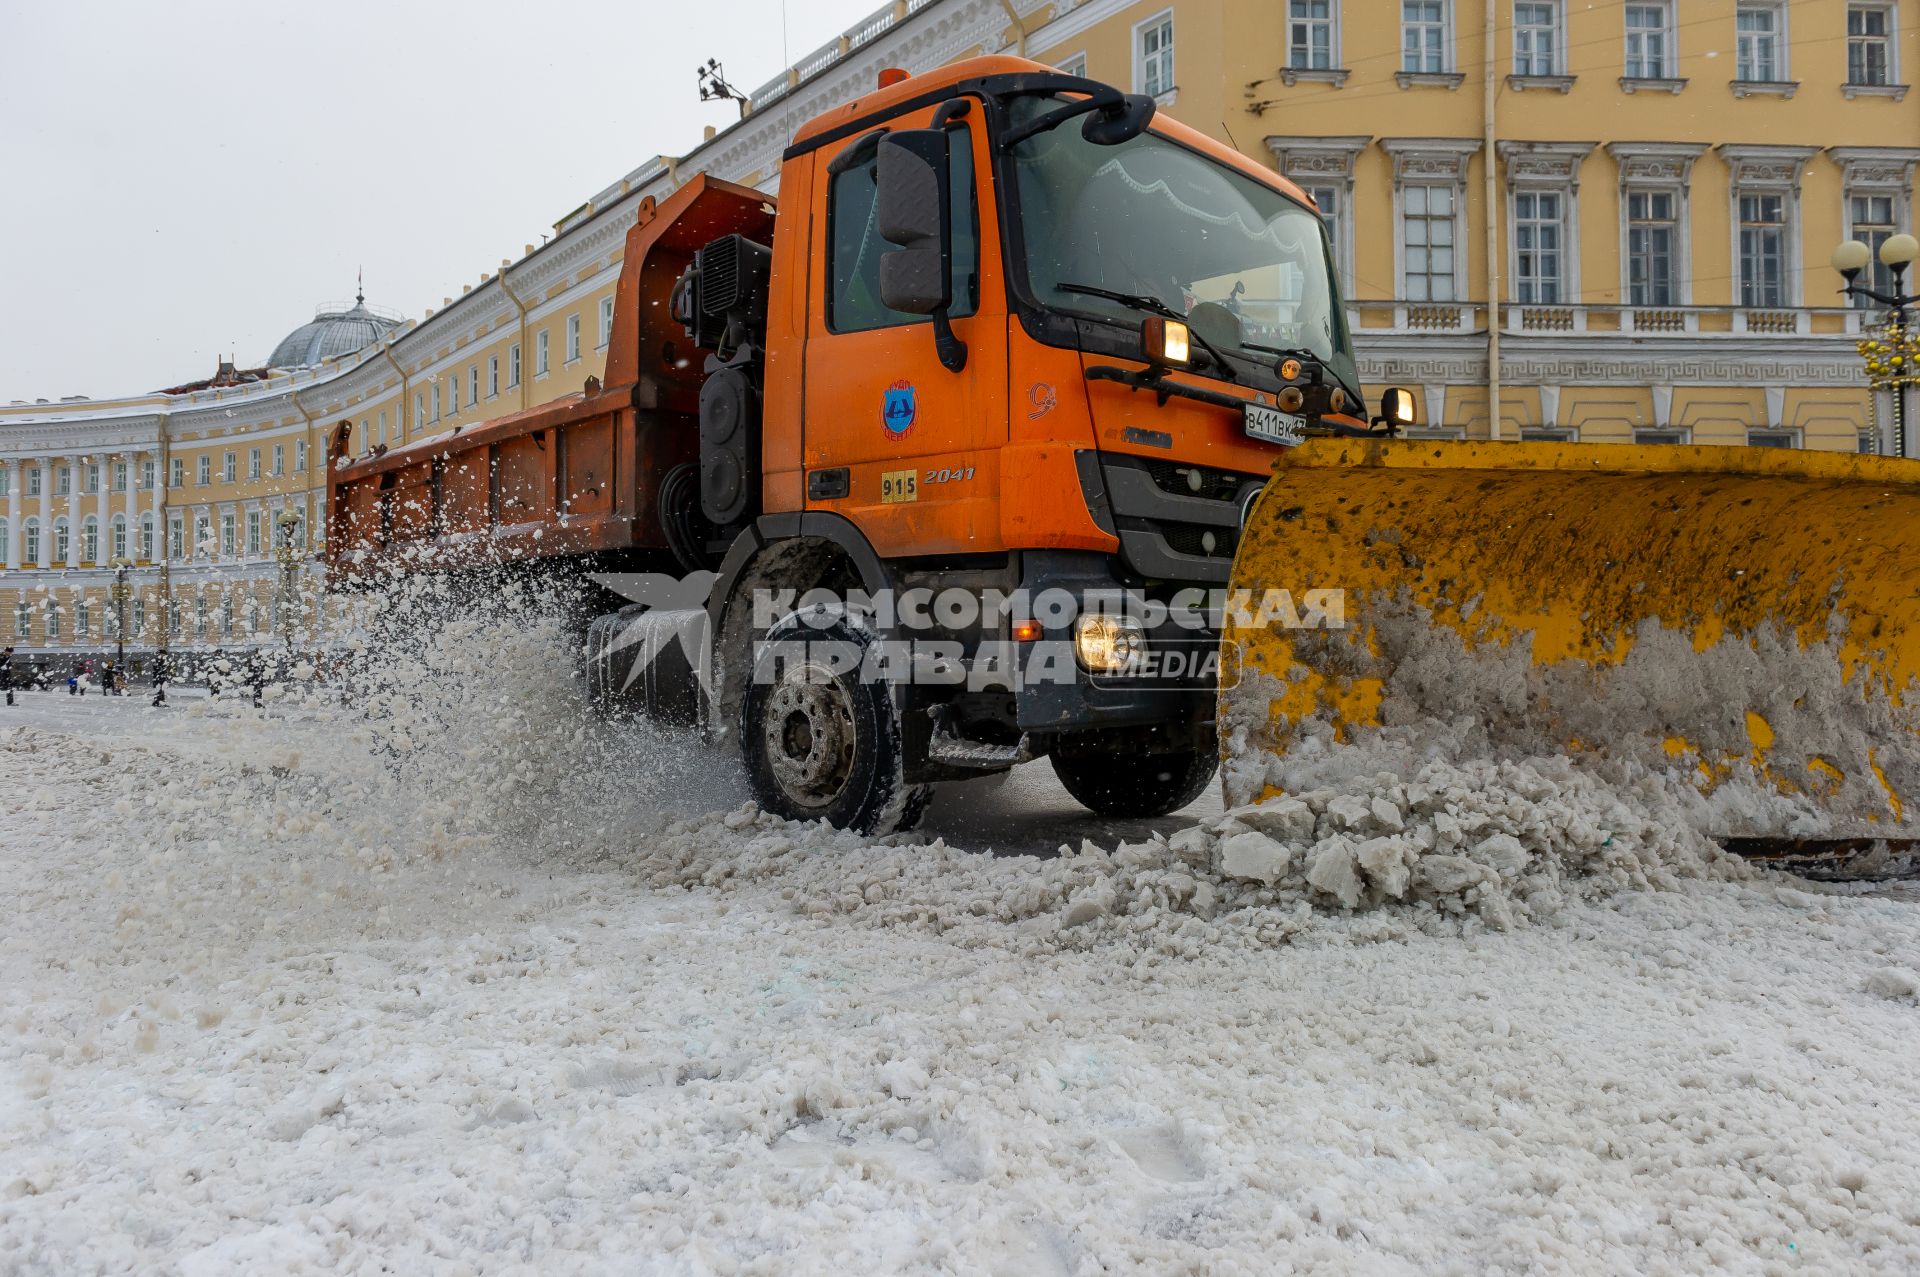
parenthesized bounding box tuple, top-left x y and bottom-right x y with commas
(1832, 233, 1920, 458)
(274, 509, 303, 652)
(109, 556, 133, 680)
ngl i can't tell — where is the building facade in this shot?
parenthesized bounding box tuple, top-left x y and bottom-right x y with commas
(3, 0, 1915, 664)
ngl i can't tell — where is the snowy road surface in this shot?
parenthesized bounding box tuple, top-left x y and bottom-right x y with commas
(4, 689, 1920, 1275)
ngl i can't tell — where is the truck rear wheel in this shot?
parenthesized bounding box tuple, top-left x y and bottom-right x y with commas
(742, 610, 930, 835)
(1051, 748, 1218, 818)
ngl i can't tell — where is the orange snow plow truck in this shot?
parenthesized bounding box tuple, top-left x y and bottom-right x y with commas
(329, 56, 1920, 856)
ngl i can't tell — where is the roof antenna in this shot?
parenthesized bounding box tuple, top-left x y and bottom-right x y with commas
(356, 265, 365, 306)
(698, 58, 750, 119)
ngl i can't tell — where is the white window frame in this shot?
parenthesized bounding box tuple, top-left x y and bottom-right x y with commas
(246, 509, 263, 557)
(1288, 0, 1338, 71)
(1499, 141, 1591, 311)
(143, 458, 156, 489)
(488, 356, 501, 398)
(84, 463, 99, 494)
(1400, 0, 1452, 75)
(248, 448, 261, 481)
(198, 455, 211, 486)
(509, 344, 522, 388)
(1736, 192, 1789, 307)
(598, 296, 615, 348)
(431, 382, 441, 422)
(1832, 148, 1920, 305)
(27, 466, 41, 496)
(448, 374, 459, 416)
(140, 514, 154, 560)
(112, 514, 127, 559)
(223, 451, 237, 483)
(566, 313, 582, 364)
(81, 515, 98, 563)
(470, 365, 481, 406)
(536, 329, 550, 377)
(1623, 1, 1675, 80)
(1623, 188, 1681, 307)
(272, 443, 284, 476)
(1846, 3, 1899, 88)
(56, 465, 71, 495)
(1721, 145, 1816, 311)
(170, 458, 184, 488)
(1133, 9, 1176, 103)
(1512, 0, 1564, 76)
(112, 461, 127, 492)
(295, 439, 307, 474)
(1382, 139, 1480, 304)
(1735, 1, 1788, 83)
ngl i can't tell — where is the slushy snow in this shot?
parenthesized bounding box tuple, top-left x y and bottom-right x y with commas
(4, 587, 1919, 1274)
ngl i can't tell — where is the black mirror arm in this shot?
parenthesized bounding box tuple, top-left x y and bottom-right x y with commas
(997, 87, 1123, 149)
(932, 311, 967, 372)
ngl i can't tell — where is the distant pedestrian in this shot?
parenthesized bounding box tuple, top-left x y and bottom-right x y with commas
(102, 660, 117, 697)
(150, 652, 169, 708)
(69, 661, 83, 696)
(248, 652, 266, 709)
(1, 646, 14, 707)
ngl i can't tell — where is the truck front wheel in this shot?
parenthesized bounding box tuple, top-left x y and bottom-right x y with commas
(742, 610, 931, 835)
(1051, 748, 1217, 818)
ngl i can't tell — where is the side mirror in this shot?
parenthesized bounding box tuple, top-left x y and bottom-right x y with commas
(876, 130, 951, 316)
(1377, 387, 1418, 432)
(1081, 93, 1156, 145)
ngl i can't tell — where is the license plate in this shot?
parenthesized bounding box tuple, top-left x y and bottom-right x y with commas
(1244, 402, 1306, 446)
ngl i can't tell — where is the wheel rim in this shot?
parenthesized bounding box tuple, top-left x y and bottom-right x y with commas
(761, 663, 857, 810)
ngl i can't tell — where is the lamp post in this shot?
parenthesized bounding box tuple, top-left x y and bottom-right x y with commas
(274, 509, 303, 653)
(109, 556, 133, 685)
(1832, 233, 1920, 459)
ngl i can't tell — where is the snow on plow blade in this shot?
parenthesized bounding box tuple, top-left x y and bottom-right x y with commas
(1220, 438, 1920, 842)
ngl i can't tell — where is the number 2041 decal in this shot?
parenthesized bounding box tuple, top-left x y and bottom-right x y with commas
(881, 466, 975, 503)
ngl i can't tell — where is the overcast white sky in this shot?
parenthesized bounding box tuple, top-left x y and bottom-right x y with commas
(0, 0, 881, 402)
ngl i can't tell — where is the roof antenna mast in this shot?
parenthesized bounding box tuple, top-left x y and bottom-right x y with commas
(698, 58, 750, 120)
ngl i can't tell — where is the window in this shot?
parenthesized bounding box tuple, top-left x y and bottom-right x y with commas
(431, 383, 441, 422)
(1305, 186, 1341, 275)
(566, 313, 581, 363)
(23, 520, 38, 565)
(598, 296, 615, 347)
(223, 451, 237, 483)
(272, 444, 284, 476)
(168, 516, 184, 560)
(448, 375, 459, 416)
(133, 598, 146, 636)
(1736, 3, 1782, 81)
(194, 515, 210, 558)
(1624, 3, 1672, 78)
(26, 466, 41, 496)
(826, 125, 980, 333)
(1747, 428, 1798, 448)
(1289, 0, 1334, 70)
(488, 356, 500, 397)
(82, 516, 97, 563)
(1402, 1, 1447, 73)
(469, 366, 480, 407)
(1056, 52, 1088, 77)
(509, 344, 522, 387)
(535, 330, 550, 376)
(295, 440, 307, 473)
(15, 603, 28, 639)
(57, 466, 71, 495)
(141, 515, 154, 560)
(0, 465, 8, 495)
(219, 513, 235, 558)
(1848, 6, 1892, 85)
(222, 597, 235, 639)
(46, 607, 58, 641)
(112, 461, 127, 492)
(171, 458, 185, 488)
(77, 602, 89, 639)
(85, 464, 99, 494)
(1849, 194, 1899, 305)
(197, 456, 211, 486)
(1513, 2, 1560, 75)
(1402, 185, 1457, 301)
(246, 510, 262, 557)
(1137, 12, 1174, 98)
(142, 459, 155, 489)
(248, 448, 261, 480)
(1627, 190, 1677, 306)
(414, 393, 424, 429)
(0, 522, 6, 563)
(112, 515, 127, 560)
(54, 517, 69, 562)
(1514, 191, 1563, 303)
(1636, 428, 1688, 445)
(1738, 194, 1786, 306)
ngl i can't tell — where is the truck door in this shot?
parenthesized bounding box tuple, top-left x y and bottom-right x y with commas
(801, 102, 1007, 558)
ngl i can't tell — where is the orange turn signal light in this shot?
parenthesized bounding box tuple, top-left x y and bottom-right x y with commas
(878, 67, 910, 88)
(1011, 620, 1043, 642)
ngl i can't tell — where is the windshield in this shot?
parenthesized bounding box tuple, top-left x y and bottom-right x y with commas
(1006, 95, 1357, 392)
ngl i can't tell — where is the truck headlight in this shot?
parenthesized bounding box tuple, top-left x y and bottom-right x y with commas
(1142, 317, 1190, 366)
(1074, 613, 1146, 672)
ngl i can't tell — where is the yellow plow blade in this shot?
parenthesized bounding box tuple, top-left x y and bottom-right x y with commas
(1221, 439, 1920, 837)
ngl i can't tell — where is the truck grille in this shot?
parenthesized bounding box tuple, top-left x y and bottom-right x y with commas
(1136, 457, 1254, 503)
(1160, 523, 1240, 560)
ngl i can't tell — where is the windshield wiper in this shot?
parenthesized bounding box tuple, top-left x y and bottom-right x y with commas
(1054, 282, 1237, 381)
(1241, 340, 1322, 367)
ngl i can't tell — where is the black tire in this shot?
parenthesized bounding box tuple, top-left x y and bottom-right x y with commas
(1051, 747, 1218, 818)
(741, 608, 931, 835)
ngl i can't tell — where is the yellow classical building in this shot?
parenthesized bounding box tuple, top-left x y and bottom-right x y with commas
(2, 0, 1915, 665)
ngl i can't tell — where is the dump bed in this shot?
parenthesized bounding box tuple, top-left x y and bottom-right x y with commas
(325, 176, 775, 581)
